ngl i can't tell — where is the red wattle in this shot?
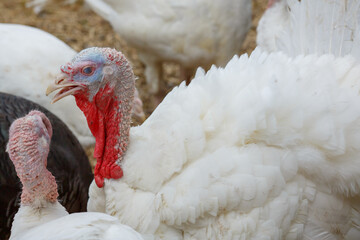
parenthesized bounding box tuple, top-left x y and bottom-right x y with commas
(94, 171, 104, 188)
(94, 158, 123, 188)
(75, 84, 125, 188)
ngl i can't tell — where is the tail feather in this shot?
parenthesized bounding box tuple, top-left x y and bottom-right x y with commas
(277, 0, 360, 58)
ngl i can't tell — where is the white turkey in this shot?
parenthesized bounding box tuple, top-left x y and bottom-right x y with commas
(7, 110, 144, 240)
(0, 23, 145, 147)
(84, 0, 252, 93)
(0, 92, 93, 240)
(45, 1, 360, 238)
(46, 49, 360, 239)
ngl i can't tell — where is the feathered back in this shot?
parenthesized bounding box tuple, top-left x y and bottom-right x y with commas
(124, 49, 360, 197)
(90, 49, 360, 238)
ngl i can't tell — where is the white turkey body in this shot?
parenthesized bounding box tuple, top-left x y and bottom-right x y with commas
(0, 23, 94, 147)
(85, 0, 252, 93)
(85, 50, 360, 239)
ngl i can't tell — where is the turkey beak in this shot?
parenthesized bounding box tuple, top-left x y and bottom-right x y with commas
(46, 74, 85, 104)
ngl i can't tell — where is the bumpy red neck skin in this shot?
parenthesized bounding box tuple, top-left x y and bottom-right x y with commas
(75, 82, 133, 188)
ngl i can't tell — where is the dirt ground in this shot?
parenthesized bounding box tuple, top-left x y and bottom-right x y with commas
(1, 0, 268, 168)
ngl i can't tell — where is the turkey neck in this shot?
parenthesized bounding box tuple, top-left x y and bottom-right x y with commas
(75, 79, 134, 188)
(20, 169, 58, 206)
(10, 148, 58, 206)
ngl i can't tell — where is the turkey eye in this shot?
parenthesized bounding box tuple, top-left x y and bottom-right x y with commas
(81, 66, 95, 76)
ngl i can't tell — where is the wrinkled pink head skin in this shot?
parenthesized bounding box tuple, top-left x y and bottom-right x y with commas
(7, 110, 58, 205)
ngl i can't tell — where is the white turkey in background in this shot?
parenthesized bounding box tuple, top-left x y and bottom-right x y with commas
(84, 0, 252, 93)
(0, 23, 93, 147)
(0, 23, 145, 148)
(7, 110, 144, 240)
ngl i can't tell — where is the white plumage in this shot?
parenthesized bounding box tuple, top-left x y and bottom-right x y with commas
(87, 49, 360, 239)
(85, 0, 252, 93)
(0, 23, 94, 147)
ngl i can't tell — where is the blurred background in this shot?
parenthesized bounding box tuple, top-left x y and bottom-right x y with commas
(1, 0, 267, 166)
(1, 0, 267, 118)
